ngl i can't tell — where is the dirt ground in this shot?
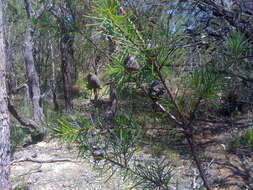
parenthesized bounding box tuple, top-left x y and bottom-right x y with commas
(10, 99, 253, 190)
(11, 140, 131, 190)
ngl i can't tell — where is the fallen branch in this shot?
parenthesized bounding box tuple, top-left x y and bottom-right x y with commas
(11, 157, 80, 165)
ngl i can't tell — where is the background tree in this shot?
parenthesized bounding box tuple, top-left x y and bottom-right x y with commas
(23, 0, 45, 123)
(47, 0, 77, 111)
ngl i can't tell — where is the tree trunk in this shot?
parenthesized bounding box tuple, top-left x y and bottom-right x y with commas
(5, 39, 16, 95)
(4, 10, 17, 96)
(59, 33, 74, 111)
(108, 37, 117, 118)
(24, 24, 44, 123)
(24, 0, 44, 123)
(50, 42, 59, 111)
(0, 0, 11, 188)
(50, 2, 75, 112)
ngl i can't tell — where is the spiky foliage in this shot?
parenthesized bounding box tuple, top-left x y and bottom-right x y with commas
(90, 0, 186, 91)
(52, 114, 174, 190)
(54, 1, 227, 189)
(88, 0, 221, 118)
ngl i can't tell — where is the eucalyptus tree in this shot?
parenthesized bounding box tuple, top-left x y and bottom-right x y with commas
(48, 0, 78, 111)
(0, 0, 11, 188)
(23, 0, 44, 124)
(4, 0, 25, 95)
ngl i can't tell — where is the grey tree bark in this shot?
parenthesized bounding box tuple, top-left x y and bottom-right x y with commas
(0, 0, 11, 188)
(50, 42, 59, 111)
(49, 1, 76, 112)
(59, 33, 74, 111)
(24, 0, 44, 123)
(5, 39, 16, 95)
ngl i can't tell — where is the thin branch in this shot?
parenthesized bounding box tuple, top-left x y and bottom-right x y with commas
(11, 81, 28, 94)
(138, 66, 212, 190)
(155, 66, 187, 123)
(137, 84, 182, 125)
(84, 35, 113, 61)
(11, 157, 80, 165)
(154, 101, 183, 125)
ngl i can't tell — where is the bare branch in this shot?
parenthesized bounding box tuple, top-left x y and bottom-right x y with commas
(11, 81, 28, 94)
(11, 157, 79, 165)
(7, 98, 39, 130)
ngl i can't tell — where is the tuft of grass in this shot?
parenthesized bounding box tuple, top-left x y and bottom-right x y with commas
(227, 30, 248, 58)
(229, 128, 253, 151)
(244, 128, 253, 146)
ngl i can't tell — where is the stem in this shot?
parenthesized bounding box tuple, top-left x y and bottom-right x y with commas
(185, 134, 212, 190)
(138, 81, 212, 190)
(155, 66, 187, 123)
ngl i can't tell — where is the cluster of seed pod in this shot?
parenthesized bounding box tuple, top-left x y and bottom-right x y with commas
(148, 81, 165, 100)
(123, 54, 140, 73)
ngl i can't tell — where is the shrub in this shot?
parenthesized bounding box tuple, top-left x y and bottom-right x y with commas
(229, 128, 253, 154)
(52, 114, 175, 190)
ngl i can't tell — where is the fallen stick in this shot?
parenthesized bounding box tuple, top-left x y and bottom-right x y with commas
(11, 157, 81, 165)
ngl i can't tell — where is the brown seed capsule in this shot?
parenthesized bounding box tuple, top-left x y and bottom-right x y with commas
(124, 54, 140, 73)
(148, 81, 165, 100)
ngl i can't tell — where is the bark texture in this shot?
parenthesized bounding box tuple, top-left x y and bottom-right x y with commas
(24, 25, 44, 122)
(5, 39, 16, 95)
(0, 0, 11, 188)
(50, 42, 59, 111)
(49, 2, 75, 111)
(60, 33, 74, 111)
(24, 0, 44, 123)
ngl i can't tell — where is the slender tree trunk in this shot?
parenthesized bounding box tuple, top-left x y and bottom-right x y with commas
(50, 2, 75, 112)
(93, 54, 100, 101)
(5, 16, 17, 95)
(5, 39, 16, 95)
(108, 37, 117, 118)
(24, 24, 44, 123)
(24, 0, 44, 123)
(50, 42, 59, 111)
(0, 0, 11, 188)
(59, 33, 73, 111)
